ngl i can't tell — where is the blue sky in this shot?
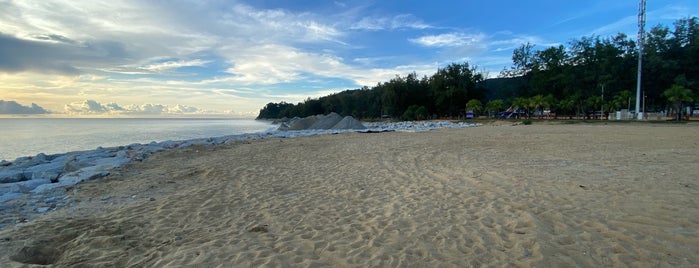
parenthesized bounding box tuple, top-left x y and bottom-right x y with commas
(1, 0, 697, 116)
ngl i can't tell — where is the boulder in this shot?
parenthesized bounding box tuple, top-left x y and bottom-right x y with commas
(0, 170, 26, 183)
(23, 161, 64, 181)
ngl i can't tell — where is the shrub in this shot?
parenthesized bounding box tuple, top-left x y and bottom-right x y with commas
(522, 119, 533, 125)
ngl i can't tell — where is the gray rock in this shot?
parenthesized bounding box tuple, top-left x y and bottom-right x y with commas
(43, 196, 62, 203)
(16, 179, 52, 193)
(0, 192, 23, 203)
(62, 155, 90, 173)
(36, 207, 50, 214)
(0, 183, 21, 194)
(0, 170, 26, 183)
(24, 161, 64, 181)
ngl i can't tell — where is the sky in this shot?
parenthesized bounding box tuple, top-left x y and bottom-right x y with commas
(1, 0, 697, 117)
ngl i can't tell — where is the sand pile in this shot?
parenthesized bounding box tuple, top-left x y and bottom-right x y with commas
(1, 124, 697, 267)
(278, 113, 366, 131)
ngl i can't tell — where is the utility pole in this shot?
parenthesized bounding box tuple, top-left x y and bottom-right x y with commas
(636, 0, 646, 120)
(601, 84, 605, 120)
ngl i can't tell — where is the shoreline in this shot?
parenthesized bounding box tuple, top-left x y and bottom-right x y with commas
(0, 123, 696, 266)
(0, 120, 478, 230)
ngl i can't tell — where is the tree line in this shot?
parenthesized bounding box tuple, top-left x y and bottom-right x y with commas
(258, 17, 697, 120)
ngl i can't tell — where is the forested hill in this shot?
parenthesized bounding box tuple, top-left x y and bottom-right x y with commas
(258, 17, 698, 120)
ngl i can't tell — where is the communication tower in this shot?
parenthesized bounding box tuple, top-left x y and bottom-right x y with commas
(636, 0, 646, 119)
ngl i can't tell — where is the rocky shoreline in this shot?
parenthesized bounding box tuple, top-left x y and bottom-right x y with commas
(0, 119, 478, 229)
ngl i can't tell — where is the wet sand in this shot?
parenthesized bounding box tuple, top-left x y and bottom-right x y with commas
(1, 123, 698, 267)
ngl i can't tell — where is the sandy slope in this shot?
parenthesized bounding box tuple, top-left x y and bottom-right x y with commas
(1, 123, 698, 267)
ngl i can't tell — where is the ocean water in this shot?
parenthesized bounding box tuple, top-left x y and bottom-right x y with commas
(0, 118, 273, 161)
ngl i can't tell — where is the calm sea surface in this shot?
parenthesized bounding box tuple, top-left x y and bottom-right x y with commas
(0, 118, 273, 161)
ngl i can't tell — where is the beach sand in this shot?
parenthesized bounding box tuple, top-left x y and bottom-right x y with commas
(1, 123, 698, 267)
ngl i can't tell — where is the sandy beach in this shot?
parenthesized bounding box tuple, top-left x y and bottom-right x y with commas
(1, 123, 698, 267)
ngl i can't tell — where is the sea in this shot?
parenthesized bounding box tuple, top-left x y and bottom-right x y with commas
(0, 118, 273, 162)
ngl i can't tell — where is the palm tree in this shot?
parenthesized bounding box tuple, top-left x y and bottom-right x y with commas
(465, 99, 483, 116)
(558, 97, 576, 119)
(586, 95, 603, 119)
(511, 97, 529, 118)
(543, 94, 556, 118)
(662, 84, 694, 121)
(485, 99, 504, 118)
(529, 95, 548, 118)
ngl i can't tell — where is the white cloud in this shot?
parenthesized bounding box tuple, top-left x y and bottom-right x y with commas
(218, 44, 349, 85)
(352, 14, 430, 31)
(3, 0, 531, 115)
(63, 100, 208, 115)
(410, 33, 485, 48)
(489, 34, 558, 52)
(590, 16, 637, 37)
(223, 3, 345, 44)
(141, 59, 210, 73)
(64, 100, 109, 114)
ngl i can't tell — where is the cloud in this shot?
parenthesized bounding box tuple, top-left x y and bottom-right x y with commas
(0, 32, 136, 75)
(410, 33, 485, 48)
(0, 100, 50, 114)
(590, 16, 637, 37)
(106, 58, 212, 75)
(64, 100, 206, 115)
(0, 33, 81, 75)
(64, 100, 110, 114)
(223, 3, 345, 44)
(352, 14, 431, 31)
(2, 0, 530, 115)
(489, 33, 557, 52)
(141, 59, 210, 72)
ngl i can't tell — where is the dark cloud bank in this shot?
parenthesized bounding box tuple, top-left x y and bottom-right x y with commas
(0, 100, 50, 114)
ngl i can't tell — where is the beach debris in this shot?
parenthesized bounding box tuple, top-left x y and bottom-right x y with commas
(249, 224, 269, 233)
(579, 185, 587, 189)
(358, 129, 396, 134)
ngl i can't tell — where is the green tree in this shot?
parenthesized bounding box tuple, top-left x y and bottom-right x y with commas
(500, 43, 537, 77)
(415, 106, 429, 120)
(662, 84, 694, 121)
(558, 97, 576, 119)
(465, 99, 483, 115)
(511, 97, 529, 118)
(401, 105, 417, 121)
(586, 95, 603, 118)
(430, 62, 482, 117)
(529, 95, 547, 118)
(485, 99, 504, 118)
